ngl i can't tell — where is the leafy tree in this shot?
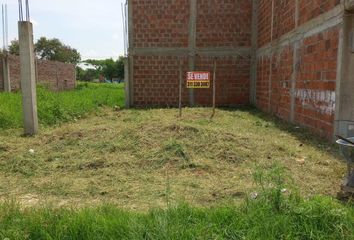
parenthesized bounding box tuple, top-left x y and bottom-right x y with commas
(35, 37, 81, 65)
(116, 56, 125, 80)
(7, 37, 81, 65)
(84, 57, 124, 81)
(8, 40, 19, 55)
(76, 66, 100, 82)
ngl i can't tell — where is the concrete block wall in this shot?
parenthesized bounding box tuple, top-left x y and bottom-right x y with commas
(255, 0, 341, 139)
(0, 54, 76, 92)
(129, 0, 253, 107)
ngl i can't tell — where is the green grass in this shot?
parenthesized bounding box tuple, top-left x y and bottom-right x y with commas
(0, 85, 352, 239)
(0, 82, 125, 129)
(0, 108, 346, 209)
(0, 189, 353, 239)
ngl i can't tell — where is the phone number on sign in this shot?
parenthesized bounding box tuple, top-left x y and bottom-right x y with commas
(187, 80, 210, 88)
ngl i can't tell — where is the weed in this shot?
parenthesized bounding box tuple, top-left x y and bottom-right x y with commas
(0, 193, 353, 239)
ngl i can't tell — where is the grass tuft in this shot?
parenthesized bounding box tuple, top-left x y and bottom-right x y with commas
(0, 190, 353, 239)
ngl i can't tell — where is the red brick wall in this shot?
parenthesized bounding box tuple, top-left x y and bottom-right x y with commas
(298, 0, 340, 25)
(36, 58, 76, 91)
(257, 0, 340, 47)
(130, 0, 341, 138)
(294, 29, 338, 138)
(269, 46, 293, 121)
(196, 0, 252, 48)
(132, 55, 250, 107)
(257, 0, 273, 47)
(0, 54, 76, 92)
(132, 55, 189, 107)
(131, 0, 253, 107)
(273, 0, 296, 40)
(256, 54, 271, 111)
(256, 1, 340, 139)
(131, 0, 189, 48)
(194, 56, 250, 106)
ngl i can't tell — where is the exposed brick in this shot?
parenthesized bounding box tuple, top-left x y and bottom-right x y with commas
(132, 0, 189, 48)
(133, 55, 189, 107)
(194, 56, 250, 106)
(196, 0, 252, 48)
(256, 26, 339, 139)
(131, 0, 342, 140)
(0, 54, 76, 92)
(298, 0, 340, 25)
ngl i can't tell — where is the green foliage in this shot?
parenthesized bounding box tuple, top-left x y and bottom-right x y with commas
(8, 39, 19, 55)
(0, 193, 353, 239)
(0, 83, 124, 129)
(83, 56, 125, 81)
(35, 37, 81, 65)
(8, 37, 81, 65)
(76, 67, 100, 82)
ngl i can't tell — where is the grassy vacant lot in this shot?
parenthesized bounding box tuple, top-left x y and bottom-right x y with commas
(0, 82, 124, 129)
(0, 84, 352, 239)
(0, 107, 346, 209)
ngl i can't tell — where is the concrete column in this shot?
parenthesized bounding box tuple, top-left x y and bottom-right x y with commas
(188, 0, 197, 107)
(332, 6, 354, 139)
(124, 57, 130, 108)
(294, 0, 299, 28)
(267, 0, 275, 112)
(335, 25, 345, 138)
(290, 41, 300, 123)
(2, 54, 10, 92)
(127, 0, 134, 107)
(250, 0, 259, 105)
(19, 21, 38, 135)
(290, 0, 300, 123)
(334, 11, 354, 138)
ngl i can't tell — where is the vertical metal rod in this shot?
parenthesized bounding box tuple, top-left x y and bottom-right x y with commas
(179, 59, 183, 118)
(211, 58, 217, 119)
(5, 4, 8, 49)
(18, 0, 20, 20)
(18, 0, 23, 21)
(25, 0, 30, 21)
(125, 2, 128, 50)
(121, 3, 125, 56)
(121, 3, 127, 56)
(2, 5, 5, 51)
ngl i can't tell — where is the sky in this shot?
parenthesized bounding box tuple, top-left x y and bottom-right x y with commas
(2, 0, 127, 60)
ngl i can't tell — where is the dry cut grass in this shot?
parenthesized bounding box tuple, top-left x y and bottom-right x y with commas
(0, 107, 346, 210)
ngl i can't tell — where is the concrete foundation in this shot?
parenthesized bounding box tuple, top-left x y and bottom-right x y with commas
(19, 21, 38, 136)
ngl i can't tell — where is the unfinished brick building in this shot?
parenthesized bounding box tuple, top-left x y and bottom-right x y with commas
(125, 0, 354, 140)
(0, 54, 76, 92)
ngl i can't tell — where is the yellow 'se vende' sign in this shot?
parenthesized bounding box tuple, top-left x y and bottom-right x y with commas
(186, 71, 210, 89)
